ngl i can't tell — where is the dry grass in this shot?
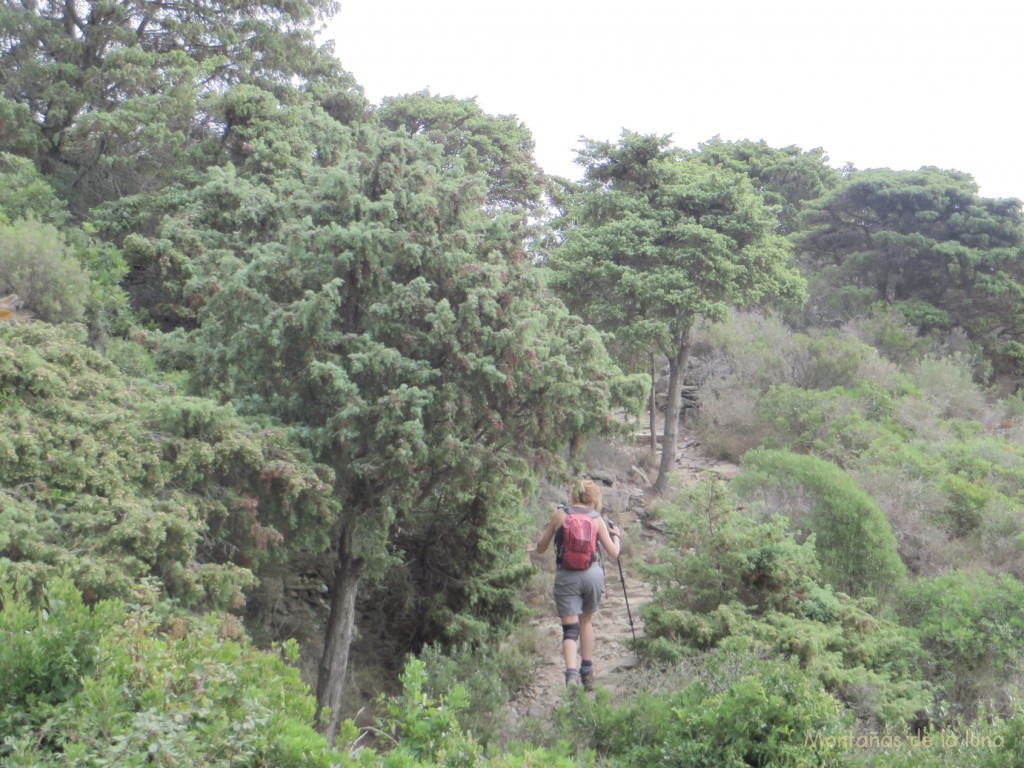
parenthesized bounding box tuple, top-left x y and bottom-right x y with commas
(581, 438, 648, 482)
(691, 382, 766, 462)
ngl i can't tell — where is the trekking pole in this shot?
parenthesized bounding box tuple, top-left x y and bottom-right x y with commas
(606, 520, 638, 647)
(614, 547, 638, 645)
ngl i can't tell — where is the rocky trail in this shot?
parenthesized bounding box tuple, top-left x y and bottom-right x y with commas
(507, 438, 740, 726)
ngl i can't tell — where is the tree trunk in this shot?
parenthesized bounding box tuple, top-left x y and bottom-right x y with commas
(647, 354, 657, 465)
(653, 326, 692, 495)
(315, 524, 365, 745)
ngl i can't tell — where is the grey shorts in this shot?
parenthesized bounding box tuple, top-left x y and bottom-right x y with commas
(554, 563, 605, 617)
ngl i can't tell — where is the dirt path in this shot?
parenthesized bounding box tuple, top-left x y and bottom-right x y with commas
(507, 440, 739, 724)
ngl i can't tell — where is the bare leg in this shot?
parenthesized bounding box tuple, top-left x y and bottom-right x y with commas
(560, 613, 579, 671)
(579, 613, 595, 661)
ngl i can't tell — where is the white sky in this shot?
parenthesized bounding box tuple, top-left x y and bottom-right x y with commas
(324, 0, 1024, 202)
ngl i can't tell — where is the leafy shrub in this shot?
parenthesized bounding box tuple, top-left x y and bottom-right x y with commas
(67, 227, 134, 344)
(553, 646, 851, 766)
(0, 152, 63, 224)
(754, 381, 910, 461)
(415, 643, 525, 746)
(638, 481, 930, 725)
(910, 354, 992, 423)
(0, 155, 132, 341)
(797, 267, 878, 327)
(0, 571, 124, 742)
(897, 570, 1024, 718)
(847, 461, 950, 577)
(0, 219, 89, 323)
(0, 572, 343, 767)
(376, 658, 482, 767)
(700, 311, 800, 391)
(894, 299, 953, 334)
(0, 323, 337, 610)
(755, 384, 838, 453)
(843, 304, 939, 367)
(793, 332, 869, 390)
(735, 449, 906, 598)
(362, 657, 582, 767)
(694, 312, 910, 460)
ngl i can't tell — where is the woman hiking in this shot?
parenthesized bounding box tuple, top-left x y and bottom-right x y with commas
(532, 479, 621, 689)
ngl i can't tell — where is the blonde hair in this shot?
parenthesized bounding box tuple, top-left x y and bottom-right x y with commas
(570, 479, 602, 511)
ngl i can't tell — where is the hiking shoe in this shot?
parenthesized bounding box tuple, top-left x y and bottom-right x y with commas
(565, 668, 580, 687)
(580, 668, 594, 692)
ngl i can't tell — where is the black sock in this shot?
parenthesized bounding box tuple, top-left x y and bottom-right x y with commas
(580, 659, 593, 674)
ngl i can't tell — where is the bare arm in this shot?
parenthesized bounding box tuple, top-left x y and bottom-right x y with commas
(534, 507, 565, 554)
(597, 517, 621, 559)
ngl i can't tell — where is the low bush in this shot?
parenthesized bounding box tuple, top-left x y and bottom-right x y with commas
(735, 449, 906, 599)
(897, 570, 1024, 719)
(638, 481, 930, 726)
(0, 572, 343, 767)
(552, 646, 851, 766)
(415, 642, 532, 746)
(0, 219, 89, 324)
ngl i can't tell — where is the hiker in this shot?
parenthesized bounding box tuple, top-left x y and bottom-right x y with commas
(532, 479, 621, 689)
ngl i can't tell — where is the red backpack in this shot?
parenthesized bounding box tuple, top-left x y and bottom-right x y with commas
(560, 507, 598, 570)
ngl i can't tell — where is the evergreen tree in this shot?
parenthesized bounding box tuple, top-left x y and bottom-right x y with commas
(378, 91, 546, 216)
(795, 167, 1024, 379)
(697, 137, 842, 234)
(548, 131, 805, 494)
(158, 121, 637, 741)
(0, 0, 350, 212)
(0, 323, 336, 609)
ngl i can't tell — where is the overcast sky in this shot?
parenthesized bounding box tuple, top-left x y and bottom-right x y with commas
(324, 1, 1024, 202)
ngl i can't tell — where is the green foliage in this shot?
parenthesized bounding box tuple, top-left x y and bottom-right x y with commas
(697, 137, 842, 234)
(893, 298, 954, 333)
(0, 152, 65, 225)
(379, 91, 546, 216)
(0, 323, 337, 608)
(0, 219, 89, 323)
(845, 305, 939, 366)
(6, 0, 1024, 757)
(345, 658, 582, 768)
(910, 354, 991, 422)
(796, 332, 868, 390)
(694, 307, 1024, 593)
(554, 647, 850, 766)
(0, 101, 38, 160)
(169, 119, 636, 596)
(0, 155, 132, 339)
(0, 0, 345, 212)
(754, 383, 905, 461)
(370, 484, 536, 658)
(795, 167, 1024, 380)
(547, 130, 806, 490)
(377, 658, 482, 767)
(549, 131, 806, 353)
(734, 449, 906, 598)
(693, 311, 906, 460)
(0, 571, 126, 741)
(639, 481, 930, 725)
(851, 709, 1020, 767)
(898, 570, 1024, 717)
(133, 109, 641, 727)
(641, 484, 828, 623)
(413, 640, 537, 747)
(0, 572, 342, 766)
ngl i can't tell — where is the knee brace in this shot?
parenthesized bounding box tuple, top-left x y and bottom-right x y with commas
(562, 622, 580, 643)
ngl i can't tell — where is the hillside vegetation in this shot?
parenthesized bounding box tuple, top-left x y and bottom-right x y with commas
(3, 3, 1024, 765)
